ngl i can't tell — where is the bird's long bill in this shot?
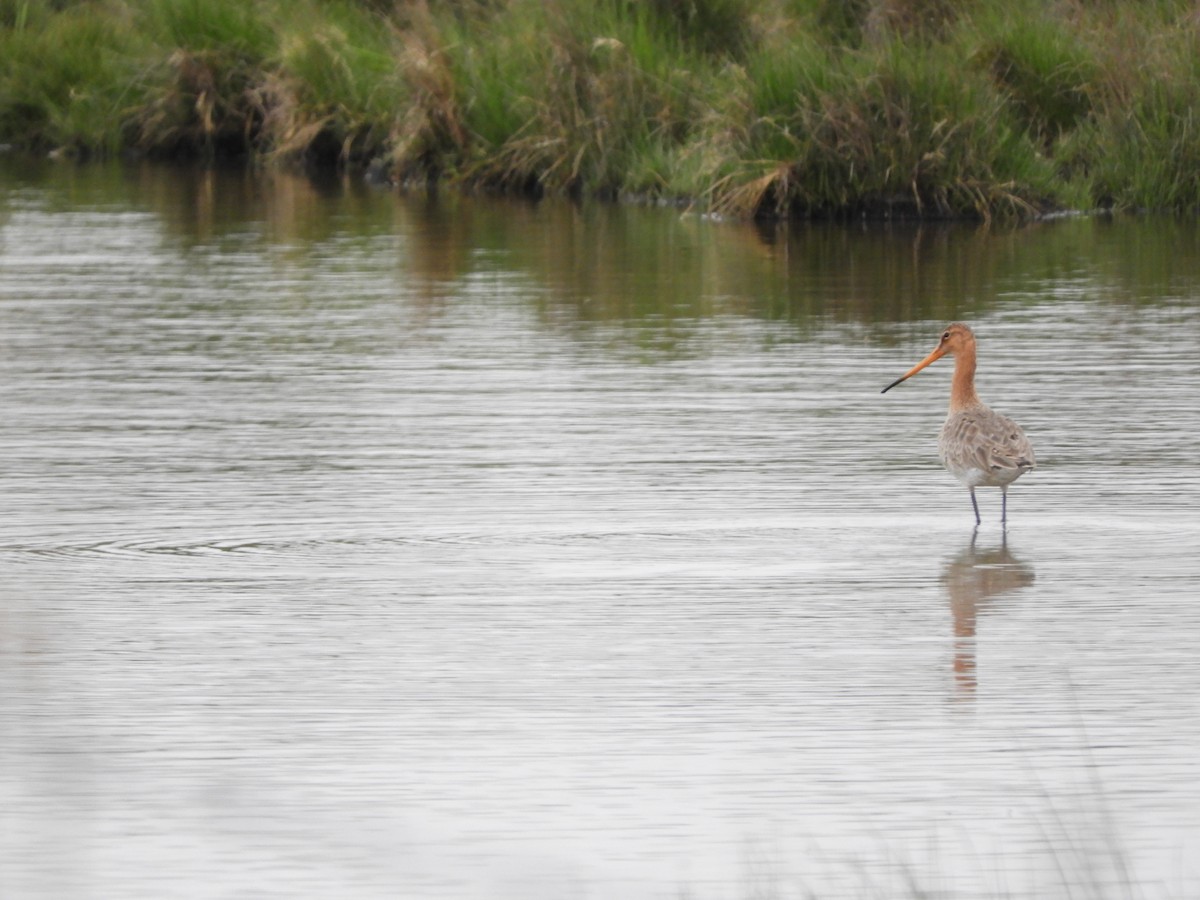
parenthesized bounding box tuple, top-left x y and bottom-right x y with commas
(881, 345, 946, 393)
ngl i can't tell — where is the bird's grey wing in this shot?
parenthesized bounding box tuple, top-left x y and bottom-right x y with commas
(975, 412, 1036, 472)
(942, 411, 1036, 473)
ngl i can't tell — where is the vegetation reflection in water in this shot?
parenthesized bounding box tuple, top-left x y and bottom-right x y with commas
(5, 157, 1196, 337)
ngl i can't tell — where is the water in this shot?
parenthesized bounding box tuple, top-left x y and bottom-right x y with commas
(1, 159, 1198, 899)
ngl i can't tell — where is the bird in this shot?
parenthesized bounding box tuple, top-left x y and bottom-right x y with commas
(881, 322, 1035, 526)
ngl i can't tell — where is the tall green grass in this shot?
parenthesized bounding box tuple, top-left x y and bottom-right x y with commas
(4, 0, 1200, 217)
(436, 0, 714, 197)
(0, 1, 149, 154)
(1060, 6, 1200, 211)
(967, 10, 1096, 150)
(269, 1, 406, 165)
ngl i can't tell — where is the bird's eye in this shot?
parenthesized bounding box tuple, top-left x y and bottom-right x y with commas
(942, 331, 950, 340)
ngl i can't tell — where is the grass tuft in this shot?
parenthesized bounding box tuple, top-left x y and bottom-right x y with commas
(969, 9, 1096, 149)
(267, 1, 406, 165)
(0, 2, 149, 154)
(127, 0, 276, 159)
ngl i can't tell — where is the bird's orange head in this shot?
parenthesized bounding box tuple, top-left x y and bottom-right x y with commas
(881, 322, 975, 393)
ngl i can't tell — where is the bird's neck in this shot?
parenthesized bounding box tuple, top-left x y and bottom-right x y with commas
(949, 345, 982, 412)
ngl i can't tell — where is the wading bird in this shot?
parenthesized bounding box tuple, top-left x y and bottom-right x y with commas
(881, 323, 1035, 526)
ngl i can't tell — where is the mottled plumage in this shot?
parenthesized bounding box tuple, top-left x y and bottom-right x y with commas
(882, 322, 1035, 526)
(939, 405, 1036, 489)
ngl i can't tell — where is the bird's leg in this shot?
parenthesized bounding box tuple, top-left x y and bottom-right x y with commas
(1001, 487, 1008, 526)
(969, 488, 981, 527)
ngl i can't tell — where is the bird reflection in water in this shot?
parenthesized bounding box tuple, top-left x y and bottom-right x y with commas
(942, 532, 1035, 698)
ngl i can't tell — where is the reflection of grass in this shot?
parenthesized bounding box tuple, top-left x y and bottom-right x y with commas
(697, 710, 1160, 900)
(6, 0, 1200, 216)
(688, 807, 1152, 900)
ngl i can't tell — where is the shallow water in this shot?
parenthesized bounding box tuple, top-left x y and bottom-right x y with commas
(1, 160, 1198, 899)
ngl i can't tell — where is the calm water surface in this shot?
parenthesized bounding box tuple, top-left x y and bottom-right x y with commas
(1, 160, 1198, 899)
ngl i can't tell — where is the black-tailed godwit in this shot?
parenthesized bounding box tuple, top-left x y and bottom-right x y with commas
(882, 323, 1035, 526)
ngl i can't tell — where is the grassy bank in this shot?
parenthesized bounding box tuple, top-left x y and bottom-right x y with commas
(3, 0, 1200, 219)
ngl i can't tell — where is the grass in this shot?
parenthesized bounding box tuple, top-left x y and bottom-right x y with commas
(0, 1, 150, 155)
(268, 1, 407, 165)
(5, 0, 1200, 217)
